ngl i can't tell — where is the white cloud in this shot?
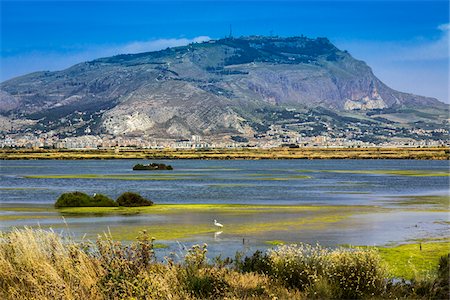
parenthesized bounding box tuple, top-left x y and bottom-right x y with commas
(399, 23, 449, 61)
(438, 23, 450, 31)
(0, 36, 211, 81)
(112, 36, 210, 55)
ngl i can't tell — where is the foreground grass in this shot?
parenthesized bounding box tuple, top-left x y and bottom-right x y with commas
(1, 147, 449, 160)
(1, 228, 448, 300)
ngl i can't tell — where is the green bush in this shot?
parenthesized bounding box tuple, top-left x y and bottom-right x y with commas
(242, 244, 388, 299)
(267, 243, 330, 289)
(180, 244, 230, 298)
(55, 191, 117, 208)
(430, 253, 449, 299)
(91, 193, 118, 207)
(181, 267, 230, 299)
(55, 191, 91, 207)
(234, 250, 271, 274)
(96, 230, 160, 299)
(327, 248, 388, 299)
(116, 192, 153, 207)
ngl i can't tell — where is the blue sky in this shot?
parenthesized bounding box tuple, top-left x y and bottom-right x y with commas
(1, 0, 449, 102)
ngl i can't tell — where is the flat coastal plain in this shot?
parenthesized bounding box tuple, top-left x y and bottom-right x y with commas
(1, 147, 449, 160)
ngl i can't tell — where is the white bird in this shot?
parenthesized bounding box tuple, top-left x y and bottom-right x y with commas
(214, 219, 223, 228)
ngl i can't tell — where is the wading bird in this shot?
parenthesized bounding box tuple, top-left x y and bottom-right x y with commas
(214, 219, 223, 228)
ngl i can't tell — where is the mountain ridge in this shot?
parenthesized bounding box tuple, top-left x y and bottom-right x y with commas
(0, 35, 447, 145)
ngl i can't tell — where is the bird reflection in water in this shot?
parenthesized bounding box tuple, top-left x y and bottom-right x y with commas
(214, 231, 223, 240)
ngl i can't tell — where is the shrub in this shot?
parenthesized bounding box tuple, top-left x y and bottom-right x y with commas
(116, 192, 153, 207)
(327, 248, 388, 299)
(180, 244, 230, 298)
(267, 243, 330, 289)
(430, 253, 449, 299)
(181, 267, 230, 299)
(92, 193, 118, 207)
(55, 191, 93, 208)
(55, 191, 92, 207)
(96, 230, 158, 298)
(55, 191, 117, 208)
(252, 244, 388, 299)
(235, 250, 271, 274)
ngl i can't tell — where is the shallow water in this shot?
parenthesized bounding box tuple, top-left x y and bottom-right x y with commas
(1, 159, 449, 258)
(1, 159, 449, 205)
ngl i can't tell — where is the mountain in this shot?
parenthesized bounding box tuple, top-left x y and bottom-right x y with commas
(0, 36, 447, 144)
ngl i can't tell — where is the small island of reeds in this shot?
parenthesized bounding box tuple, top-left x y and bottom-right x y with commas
(133, 163, 174, 171)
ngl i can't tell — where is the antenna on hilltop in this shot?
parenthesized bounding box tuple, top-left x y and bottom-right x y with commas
(229, 24, 233, 39)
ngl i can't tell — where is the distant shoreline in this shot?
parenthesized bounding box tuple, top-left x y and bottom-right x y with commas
(1, 147, 448, 160)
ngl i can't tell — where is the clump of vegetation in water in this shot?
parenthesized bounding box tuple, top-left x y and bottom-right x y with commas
(116, 192, 154, 207)
(55, 191, 153, 207)
(1, 228, 448, 300)
(54, 191, 117, 208)
(133, 163, 173, 170)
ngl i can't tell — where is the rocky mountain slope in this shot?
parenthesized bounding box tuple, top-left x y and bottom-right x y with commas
(0, 36, 446, 140)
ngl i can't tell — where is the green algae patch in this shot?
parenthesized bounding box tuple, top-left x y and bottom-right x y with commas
(320, 170, 449, 177)
(289, 175, 312, 179)
(265, 240, 285, 246)
(56, 203, 374, 216)
(0, 215, 54, 221)
(375, 241, 450, 279)
(226, 213, 354, 235)
(391, 195, 450, 209)
(3, 203, 385, 241)
(1, 206, 55, 213)
(104, 224, 214, 241)
(96, 211, 358, 241)
(434, 220, 450, 225)
(246, 174, 311, 180)
(203, 167, 242, 171)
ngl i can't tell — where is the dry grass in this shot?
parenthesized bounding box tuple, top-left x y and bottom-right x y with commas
(0, 228, 447, 299)
(0, 228, 299, 300)
(1, 147, 449, 160)
(0, 228, 103, 300)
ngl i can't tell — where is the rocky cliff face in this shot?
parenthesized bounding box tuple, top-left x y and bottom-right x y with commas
(0, 36, 444, 139)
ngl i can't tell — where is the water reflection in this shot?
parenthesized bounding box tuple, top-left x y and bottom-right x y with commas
(214, 231, 223, 240)
(0, 159, 449, 258)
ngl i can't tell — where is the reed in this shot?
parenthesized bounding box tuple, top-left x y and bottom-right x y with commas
(0, 228, 447, 299)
